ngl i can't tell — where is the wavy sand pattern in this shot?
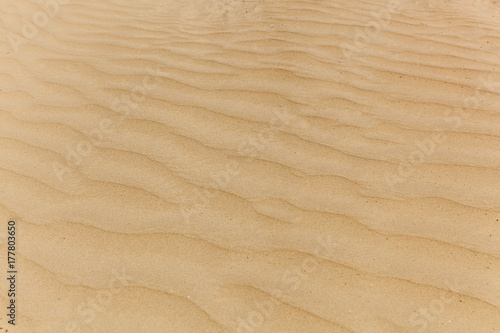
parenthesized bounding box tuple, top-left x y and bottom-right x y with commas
(1, 0, 500, 332)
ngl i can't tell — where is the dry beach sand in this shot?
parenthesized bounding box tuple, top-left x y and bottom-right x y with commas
(1, 0, 500, 332)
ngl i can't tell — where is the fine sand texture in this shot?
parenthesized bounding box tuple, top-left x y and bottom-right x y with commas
(1, 0, 500, 332)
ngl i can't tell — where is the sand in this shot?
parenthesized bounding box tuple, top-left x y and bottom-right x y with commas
(0, 0, 500, 332)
